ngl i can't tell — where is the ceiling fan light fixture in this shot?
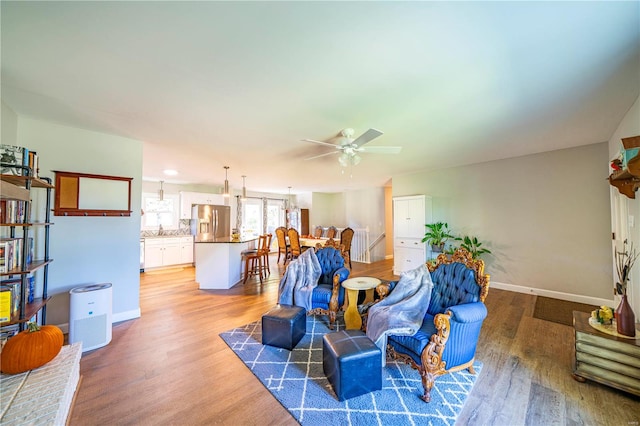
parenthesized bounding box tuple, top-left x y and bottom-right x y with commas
(338, 153, 350, 167)
(352, 154, 361, 166)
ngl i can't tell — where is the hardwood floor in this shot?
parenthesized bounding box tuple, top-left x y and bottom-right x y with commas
(69, 256, 640, 425)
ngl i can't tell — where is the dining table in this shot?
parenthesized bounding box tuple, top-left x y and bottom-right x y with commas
(298, 236, 330, 248)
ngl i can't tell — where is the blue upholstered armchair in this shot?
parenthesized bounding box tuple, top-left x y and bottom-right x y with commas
(307, 244, 350, 329)
(385, 248, 490, 402)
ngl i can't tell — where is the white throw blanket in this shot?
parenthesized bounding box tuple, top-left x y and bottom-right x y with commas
(366, 264, 434, 364)
(278, 248, 322, 311)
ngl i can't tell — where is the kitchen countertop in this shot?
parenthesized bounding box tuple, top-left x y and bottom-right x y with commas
(194, 234, 259, 243)
(142, 234, 193, 239)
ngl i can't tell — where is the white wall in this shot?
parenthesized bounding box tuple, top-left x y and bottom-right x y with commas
(393, 142, 613, 305)
(1, 101, 18, 145)
(607, 95, 640, 315)
(17, 118, 143, 329)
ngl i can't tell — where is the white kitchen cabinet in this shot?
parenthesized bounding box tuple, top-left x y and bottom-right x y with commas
(179, 192, 226, 219)
(392, 195, 432, 275)
(144, 237, 193, 269)
(179, 236, 194, 264)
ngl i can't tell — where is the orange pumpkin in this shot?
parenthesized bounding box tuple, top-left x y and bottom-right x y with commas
(1, 322, 64, 374)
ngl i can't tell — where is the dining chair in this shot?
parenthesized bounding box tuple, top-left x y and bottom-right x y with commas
(339, 227, 354, 268)
(287, 228, 303, 263)
(326, 226, 338, 239)
(314, 226, 324, 238)
(275, 227, 290, 264)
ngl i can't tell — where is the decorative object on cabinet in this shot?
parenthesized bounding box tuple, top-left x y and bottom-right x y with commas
(393, 195, 432, 275)
(53, 170, 132, 216)
(591, 305, 614, 325)
(421, 221, 456, 253)
(608, 135, 640, 199)
(572, 311, 640, 396)
(1, 158, 54, 334)
(614, 239, 638, 337)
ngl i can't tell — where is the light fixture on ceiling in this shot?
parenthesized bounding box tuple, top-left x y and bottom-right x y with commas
(163, 169, 178, 176)
(241, 175, 247, 201)
(223, 166, 230, 197)
(159, 180, 164, 201)
(287, 186, 295, 210)
(338, 152, 361, 167)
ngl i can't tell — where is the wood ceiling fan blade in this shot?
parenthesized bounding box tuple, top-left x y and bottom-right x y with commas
(301, 138, 341, 148)
(359, 146, 402, 154)
(304, 151, 341, 161)
(352, 128, 383, 147)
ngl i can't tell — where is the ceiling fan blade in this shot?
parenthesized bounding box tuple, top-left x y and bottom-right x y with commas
(352, 128, 383, 147)
(301, 138, 341, 148)
(304, 151, 341, 161)
(359, 146, 402, 154)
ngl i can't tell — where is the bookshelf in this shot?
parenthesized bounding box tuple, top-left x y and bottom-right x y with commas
(1, 162, 54, 335)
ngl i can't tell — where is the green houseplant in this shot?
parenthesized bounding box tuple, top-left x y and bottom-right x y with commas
(422, 222, 456, 253)
(458, 235, 492, 259)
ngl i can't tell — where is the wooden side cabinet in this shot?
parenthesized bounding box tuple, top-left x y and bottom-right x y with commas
(572, 311, 640, 396)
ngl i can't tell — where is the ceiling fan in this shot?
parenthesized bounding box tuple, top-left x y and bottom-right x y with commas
(302, 128, 402, 166)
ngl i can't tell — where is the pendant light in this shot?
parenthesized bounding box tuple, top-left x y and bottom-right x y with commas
(159, 180, 164, 201)
(223, 166, 230, 197)
(241, 175, 247, 201)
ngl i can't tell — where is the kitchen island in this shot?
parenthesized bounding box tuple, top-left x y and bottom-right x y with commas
(194, 234, 259, 289)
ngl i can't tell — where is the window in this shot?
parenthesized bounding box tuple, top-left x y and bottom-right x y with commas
(141, 192, 180, 230)
(242, 198, 263, 235)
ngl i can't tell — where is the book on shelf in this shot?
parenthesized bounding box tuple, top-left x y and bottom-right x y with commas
(0, 287, 11, 322)
(0, 278, 20, 316)
(0, 199, 26, 223)
(0, 144, 30, 176)
(0, 238, 23, 273)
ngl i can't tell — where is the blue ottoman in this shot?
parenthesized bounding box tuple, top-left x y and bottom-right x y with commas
(261, 304, 306, 350)
(322, 329, 382, 401)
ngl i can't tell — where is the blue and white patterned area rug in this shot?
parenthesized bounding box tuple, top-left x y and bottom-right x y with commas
(220, 315, 482, 426)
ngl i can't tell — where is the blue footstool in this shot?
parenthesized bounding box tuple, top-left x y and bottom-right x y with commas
(322, 329, 382, 401)
(261, 304, 306, 350)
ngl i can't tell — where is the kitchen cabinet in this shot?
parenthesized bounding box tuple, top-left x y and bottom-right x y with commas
(394, 238, 426, 274)
(179, 192, 226, 219)
(392, 195, 432, 275)
(144, 236, 193, 269)
(179, 237, 194, 264)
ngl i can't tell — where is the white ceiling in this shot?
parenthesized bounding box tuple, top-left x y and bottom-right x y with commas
(2, 1, 639, 195)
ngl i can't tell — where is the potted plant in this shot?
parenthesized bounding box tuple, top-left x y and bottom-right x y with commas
(422, 222, 456, 253)
(458, 235, 492, 259)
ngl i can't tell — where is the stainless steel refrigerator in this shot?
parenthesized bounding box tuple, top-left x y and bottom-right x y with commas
(191, 205, 231, 238)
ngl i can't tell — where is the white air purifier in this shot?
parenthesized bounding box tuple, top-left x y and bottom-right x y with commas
(69, 283, 112, 352)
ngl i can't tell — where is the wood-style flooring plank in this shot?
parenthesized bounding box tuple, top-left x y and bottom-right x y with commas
(68, 256, 640, 425)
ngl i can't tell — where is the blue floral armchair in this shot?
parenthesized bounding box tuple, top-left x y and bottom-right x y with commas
(385, 248, 490, 402)
(307, 244, 350, 329)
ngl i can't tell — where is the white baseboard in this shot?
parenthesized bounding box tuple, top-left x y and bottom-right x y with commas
(56, 308, 141, 335)
(491, 281, 614, 307)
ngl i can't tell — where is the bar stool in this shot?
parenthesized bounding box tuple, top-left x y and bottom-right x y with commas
(260, 233, 272, 277)
(243, 235, 268, 284)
